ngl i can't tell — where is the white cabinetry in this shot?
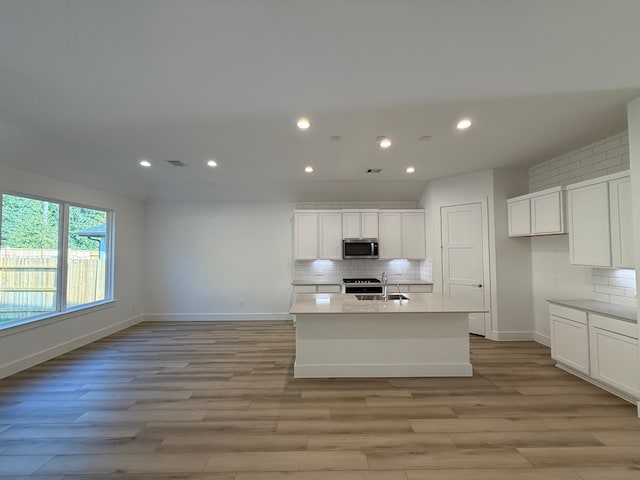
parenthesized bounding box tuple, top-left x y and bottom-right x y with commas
(566, 171, 633, 267)
(378, 211, 425, 260)
(507, 186, 565, 237)
(293, 211, 342, 260)
(549, 301, 639, 403)
(293, 284, 342, 294)
(589, 314, 639, 398)
(550, 304, 590, 375)
(318, 213, 342, 259)
(342, 210, 378, 239)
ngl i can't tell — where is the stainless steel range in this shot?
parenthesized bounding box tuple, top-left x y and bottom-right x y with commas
(343, 277, 383, 294)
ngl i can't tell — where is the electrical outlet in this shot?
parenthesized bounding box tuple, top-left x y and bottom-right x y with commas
(238, 299, 244, 308)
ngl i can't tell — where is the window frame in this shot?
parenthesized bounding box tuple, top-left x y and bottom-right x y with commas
(0, 190, 115, 331)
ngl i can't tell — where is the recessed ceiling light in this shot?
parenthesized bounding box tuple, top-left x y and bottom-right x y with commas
(206, 159, 218, 167)
(406, 166, 416, 173)
(305, 166, 314, 173)
(456, 118, 472, 130)
(139, 159, 151, 167)
(297, 117, 311, 130)
(377, 136, 392, 149)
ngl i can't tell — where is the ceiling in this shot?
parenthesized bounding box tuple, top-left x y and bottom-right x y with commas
(0, 0, 639, 203)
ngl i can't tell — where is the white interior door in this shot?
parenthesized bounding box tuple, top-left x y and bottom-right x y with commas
(441, 203, 488, 336)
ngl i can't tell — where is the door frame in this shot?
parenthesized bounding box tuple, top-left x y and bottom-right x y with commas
(440, 200, 492, 338)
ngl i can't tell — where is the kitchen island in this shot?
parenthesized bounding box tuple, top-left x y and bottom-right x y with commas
(290, 292, 485, 378)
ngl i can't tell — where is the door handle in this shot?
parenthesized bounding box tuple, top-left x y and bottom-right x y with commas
(476, 284, 483, 288)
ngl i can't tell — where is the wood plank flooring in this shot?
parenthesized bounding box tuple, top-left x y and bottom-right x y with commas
(1, 320, 639, 479)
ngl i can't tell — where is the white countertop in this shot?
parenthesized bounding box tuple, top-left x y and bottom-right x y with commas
(290, 293, 485, 315)
(291, 279, 433, 286)
(548, 299, 637, 323)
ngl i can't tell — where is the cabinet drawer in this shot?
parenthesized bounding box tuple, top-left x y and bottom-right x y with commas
(294, 285, 317, 293)
(590, 313, 637, 339)
(549, 304, 587, 324)
(317, 285, 341, 293)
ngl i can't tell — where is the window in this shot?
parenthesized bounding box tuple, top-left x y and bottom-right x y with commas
(0, 193, 113, 327)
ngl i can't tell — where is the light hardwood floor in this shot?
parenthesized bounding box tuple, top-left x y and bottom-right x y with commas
(1, 320, 639, 479)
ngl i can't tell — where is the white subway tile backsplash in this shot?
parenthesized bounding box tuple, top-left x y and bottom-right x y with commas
(528, 131, 629, 192)
(609, 277, 636, 288)
(594, 284, 625, 296)
(592, 138, 621, 154)
(606, 145, 629, 159)
(609, 296, 637, 308)
(580, 152, 606, 167)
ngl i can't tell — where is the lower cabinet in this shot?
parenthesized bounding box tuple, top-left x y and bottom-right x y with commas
(589, 314, 640, 397)
(550, 304, 589, 375)
(549, 302, 639, 402)
(293, 284, 341, 294)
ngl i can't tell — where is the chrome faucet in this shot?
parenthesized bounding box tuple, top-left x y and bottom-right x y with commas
(381, 271, 388, 301)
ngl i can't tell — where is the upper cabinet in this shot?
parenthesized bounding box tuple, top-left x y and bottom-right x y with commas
(293, 211, 342, 260)
(507, 186, 565, 237)
(378, 210, 426, 260)
(342, 210, 378, 239)
(566, 171, 633, 268)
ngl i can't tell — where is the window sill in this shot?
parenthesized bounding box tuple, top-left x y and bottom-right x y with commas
(0, 300, 116, 338)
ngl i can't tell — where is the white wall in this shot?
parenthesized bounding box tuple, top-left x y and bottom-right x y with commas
(0, 163, 145, 379)
(492, 168, 534, 339)
(144, 202, 294, 320)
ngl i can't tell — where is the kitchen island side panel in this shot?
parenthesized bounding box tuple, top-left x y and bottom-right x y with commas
(294, 312, 472, 378)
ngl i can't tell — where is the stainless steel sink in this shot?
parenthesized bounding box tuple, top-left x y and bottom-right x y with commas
(355, 294, 409, 301)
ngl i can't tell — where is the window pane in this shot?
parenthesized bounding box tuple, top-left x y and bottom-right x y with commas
(0, 194, 60, 325)
(66, 206, 108, 308)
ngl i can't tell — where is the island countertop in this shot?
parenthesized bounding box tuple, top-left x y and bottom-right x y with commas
(290, 293, 485, 315)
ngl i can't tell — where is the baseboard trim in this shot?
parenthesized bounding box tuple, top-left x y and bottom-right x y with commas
(0, 314, 145, 380)
(294, 361, 473, 378)
(534, 332, 551, 347)
(144, 313, 294, 322)
(556, 362, 638, 406)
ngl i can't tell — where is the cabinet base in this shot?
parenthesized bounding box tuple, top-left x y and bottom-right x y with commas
(556, 362, 639, 406)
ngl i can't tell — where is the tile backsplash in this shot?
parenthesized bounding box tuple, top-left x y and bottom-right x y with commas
(294, 259, 433, 283)
(591, 268, 637, 308)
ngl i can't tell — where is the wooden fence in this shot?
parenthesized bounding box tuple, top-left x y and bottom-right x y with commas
(0, 257, 105, 317)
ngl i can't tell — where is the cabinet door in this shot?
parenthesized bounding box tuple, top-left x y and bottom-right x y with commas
(402, 212, 426, 259)
(550, 315, 590, 374)
(531, 191, 564, 234)
(361, 212, 379, 238)
(294, 213, 318, 260)
(378, 213, 402, 259)
(590, 326, 639, 396)
(507, 198, 531, 236)
(609, 176, 634, 268)
(342, 212, 361, 239)
(318, 213, 342, 260)
(567, 182, 611, 266)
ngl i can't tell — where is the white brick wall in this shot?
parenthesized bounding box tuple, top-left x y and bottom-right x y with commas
(296, 201, 418, 210)
(528, 131, 629, 192)
(527, 130, 635, 308)
(294, 259, 425, 282)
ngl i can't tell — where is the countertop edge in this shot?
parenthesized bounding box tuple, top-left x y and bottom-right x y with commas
(548, 299, 637, 323)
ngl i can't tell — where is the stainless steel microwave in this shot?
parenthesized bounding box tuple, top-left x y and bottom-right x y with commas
(343, 238, 379, 259)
